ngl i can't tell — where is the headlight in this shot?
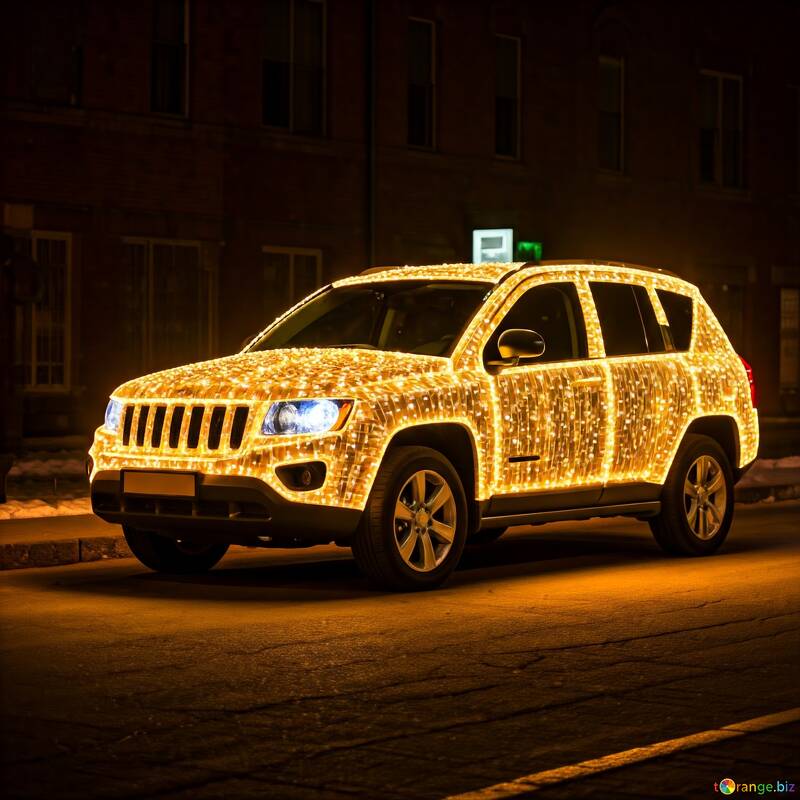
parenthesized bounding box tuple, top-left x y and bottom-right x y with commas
(104, 398, 123, 433)
(261, 399, 352, 436)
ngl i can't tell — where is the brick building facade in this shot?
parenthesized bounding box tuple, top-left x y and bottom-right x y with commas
(2, 0, 799, 437)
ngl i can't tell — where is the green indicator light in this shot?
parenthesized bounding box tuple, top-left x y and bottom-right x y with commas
(517, 241, 542, 261)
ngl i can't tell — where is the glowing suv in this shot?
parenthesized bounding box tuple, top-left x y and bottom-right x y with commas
(90, 261, 758, 590)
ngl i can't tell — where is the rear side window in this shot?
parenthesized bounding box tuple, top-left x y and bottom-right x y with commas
(631, 285, 667, 353)
(656, 289, 694, 351)
(589, 281, 667, 356)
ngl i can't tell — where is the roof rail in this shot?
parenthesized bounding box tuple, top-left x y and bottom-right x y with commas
(494, 262, 529, 285)
(536, 259, 680, 278)
(359, 265, 399, 275)
(358, 263, 522, 282)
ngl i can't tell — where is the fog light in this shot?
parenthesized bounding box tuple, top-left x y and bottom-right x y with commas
(275, 461, 326, 491)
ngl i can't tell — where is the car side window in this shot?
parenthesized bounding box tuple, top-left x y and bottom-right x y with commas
(631, 285, 668, 353)
(656, 289, 694, 351)
(483, 282, 589, 366)
(590, 281, 668, 356)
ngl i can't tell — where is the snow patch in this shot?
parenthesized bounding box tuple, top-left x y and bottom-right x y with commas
(0, 498, 92, 520)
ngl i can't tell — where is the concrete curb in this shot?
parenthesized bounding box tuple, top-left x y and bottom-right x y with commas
(0, 535, 131, 570)
(1, 487, 798, 571)
(734, 483, 800, 504)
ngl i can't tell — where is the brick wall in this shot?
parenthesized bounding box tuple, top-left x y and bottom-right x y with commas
(1, 0, 798, 433)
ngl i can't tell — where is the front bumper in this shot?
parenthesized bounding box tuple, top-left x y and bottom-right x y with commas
(91, 470, 361, 546)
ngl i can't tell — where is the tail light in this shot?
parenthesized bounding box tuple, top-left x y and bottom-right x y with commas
(739, 356, 757, 407)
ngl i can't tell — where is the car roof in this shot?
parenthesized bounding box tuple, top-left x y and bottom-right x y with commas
(337, 262, 518, 285)
(339, 259, 681, 286)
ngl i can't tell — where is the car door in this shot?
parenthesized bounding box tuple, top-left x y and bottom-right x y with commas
(484, 279, 608, 510)
(588, 279, 692, 491)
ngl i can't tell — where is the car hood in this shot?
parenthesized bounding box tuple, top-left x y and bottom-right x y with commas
(114, 348, 452, 403)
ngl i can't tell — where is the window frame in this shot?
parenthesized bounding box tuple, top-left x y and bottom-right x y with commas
(407, 16, 437, 150)
(149, 0, 191, 117)
(597, 54, 625, 173)
(494, 34, 522, 160)
(793, 84, 800, 194)
(780, 287, 800, 397)
(700, 279, 746, 352)
(121, 236, 214, 371)
(261, 245, 323, 308)
(13, 231, 72, 393)
(698, 69, 744, 188)
(262, 0, 327, 135)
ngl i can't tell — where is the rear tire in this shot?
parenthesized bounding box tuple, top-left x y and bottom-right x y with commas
(352, 446, 468, 591)
(123, 526, 229, 573)
(649, 434, 734, 556)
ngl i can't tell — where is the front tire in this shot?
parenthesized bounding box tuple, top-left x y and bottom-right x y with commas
(649, 434, 734, 556)
(352, 446, 468, 591)
(123, 526, 229, 573)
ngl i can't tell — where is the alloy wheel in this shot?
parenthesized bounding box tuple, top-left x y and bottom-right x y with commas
(683, 455, 727, 540)
(393, 469, 457, 572)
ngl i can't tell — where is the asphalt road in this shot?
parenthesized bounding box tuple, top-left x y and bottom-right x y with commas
(1, 502, 799, 800)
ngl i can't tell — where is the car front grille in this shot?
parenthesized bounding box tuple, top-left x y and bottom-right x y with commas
(120, 403, 251, 453)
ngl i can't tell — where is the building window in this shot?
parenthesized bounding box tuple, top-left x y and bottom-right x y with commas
(780, 288, 800, 405)
(495, 35, 520, 158)
(263, 0, 325, 135)
(151, 0, 188, 115)
(29, 2, 84, 106)
(408, 18, 435, 148)
(597, 56, 624, 171)
(120, 239, 213, 373)
(703, 281, 745, 351)
(699, 71, 743, 188)
(794, 86, 800, 193)
(12, 233, 71, 390)
(262, 246, 322, 321)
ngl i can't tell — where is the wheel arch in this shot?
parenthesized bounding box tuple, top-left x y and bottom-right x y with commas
(680, 415, 743, 477)
(384, 423, 481, 533)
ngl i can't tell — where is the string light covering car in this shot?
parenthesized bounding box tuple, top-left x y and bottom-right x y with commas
(89, 260, 759, 590)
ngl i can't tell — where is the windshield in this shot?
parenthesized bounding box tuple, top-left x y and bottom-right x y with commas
(248, 280, 492, 357)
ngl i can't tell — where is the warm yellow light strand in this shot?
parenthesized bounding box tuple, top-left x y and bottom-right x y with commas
(91, 263, 759, 510)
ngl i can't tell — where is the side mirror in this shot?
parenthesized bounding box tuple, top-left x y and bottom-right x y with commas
(494, 328, 545, 367)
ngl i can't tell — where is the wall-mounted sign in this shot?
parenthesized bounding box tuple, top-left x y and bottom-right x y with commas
(472, 228, 513, 264)
(517, 240, 543, 261)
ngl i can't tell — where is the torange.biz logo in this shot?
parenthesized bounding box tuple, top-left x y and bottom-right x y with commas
(715, 778, 796, 795)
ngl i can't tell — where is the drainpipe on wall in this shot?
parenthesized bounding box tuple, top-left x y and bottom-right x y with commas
(365, 0, 376, 266)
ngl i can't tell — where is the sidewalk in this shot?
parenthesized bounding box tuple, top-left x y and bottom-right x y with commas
(734, 455, 800, 503)
(1, 440, 90, 521)
(758, 417, 800, 459)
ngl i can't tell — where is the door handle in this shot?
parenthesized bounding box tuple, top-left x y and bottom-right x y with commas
(572, 376, 603, 387)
